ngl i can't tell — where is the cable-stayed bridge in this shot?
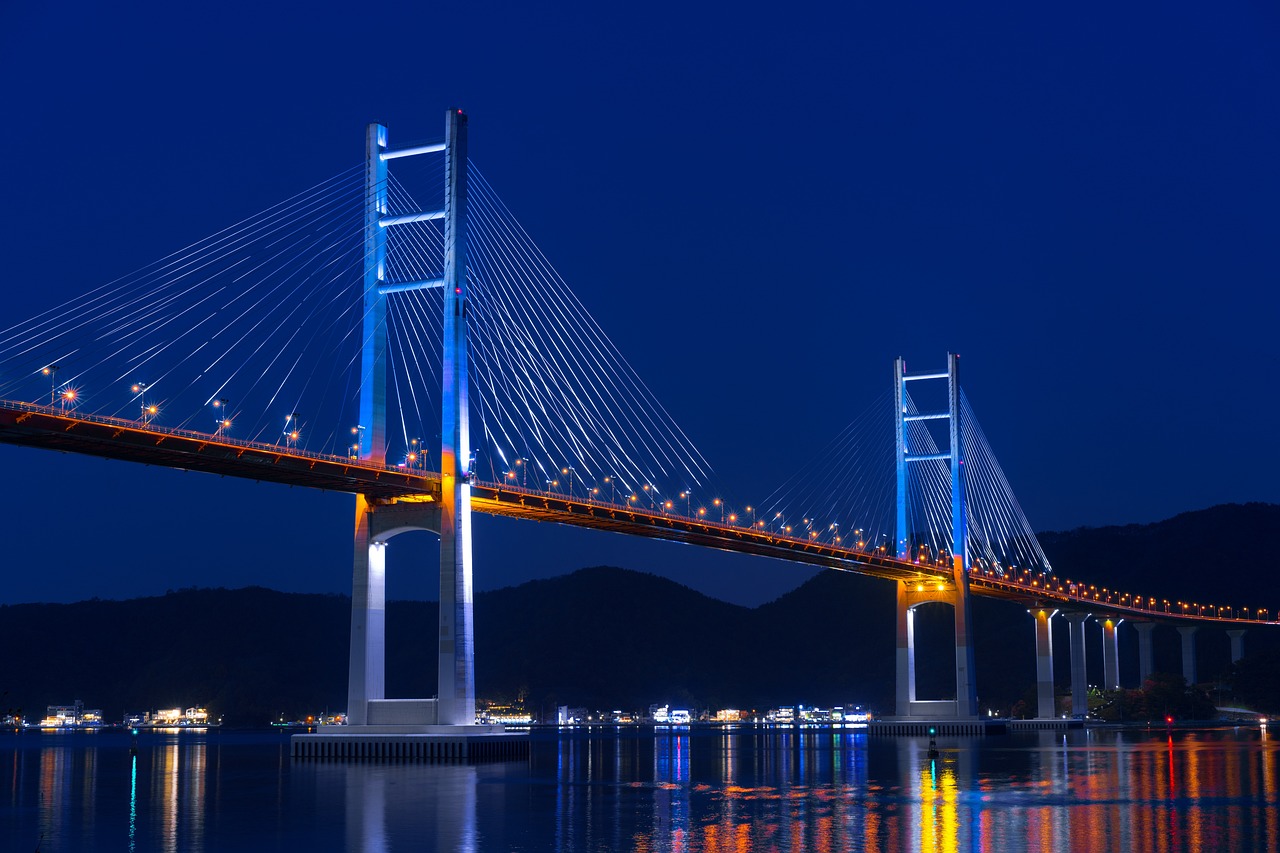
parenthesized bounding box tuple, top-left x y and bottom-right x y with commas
(0, 110, 1266, 746)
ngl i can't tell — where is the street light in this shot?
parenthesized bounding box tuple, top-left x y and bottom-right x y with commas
(284, 413, 301, 449)
(680, 490, 691, 517)
(42, 365, 60, 405)
(213, 399, 230, 437)
(59, 387, 77, 412)
(131, 383, 158, 426)
(350, 425, 366, 458)
(712, 497, 723, 523)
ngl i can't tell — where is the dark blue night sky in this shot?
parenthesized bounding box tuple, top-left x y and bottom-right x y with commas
(1, 1, 1276, 606)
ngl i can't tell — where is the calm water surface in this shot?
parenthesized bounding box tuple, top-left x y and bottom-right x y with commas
(4, 725, 1277, 851)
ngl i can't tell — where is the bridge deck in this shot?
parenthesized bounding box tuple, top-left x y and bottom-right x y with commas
(1, 400, 1270, 626)
(0, 401, 439, 501)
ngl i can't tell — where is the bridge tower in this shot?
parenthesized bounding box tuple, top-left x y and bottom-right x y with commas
(344, 109, 479, 731)
(893, 353, 979, 719)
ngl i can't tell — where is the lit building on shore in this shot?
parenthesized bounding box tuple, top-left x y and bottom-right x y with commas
(39, 700, 103, 728)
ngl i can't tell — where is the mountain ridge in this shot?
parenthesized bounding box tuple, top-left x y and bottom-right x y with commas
(3, 503, 1275, 723)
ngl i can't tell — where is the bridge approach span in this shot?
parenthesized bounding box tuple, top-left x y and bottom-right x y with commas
(1, 400, 1271, 628)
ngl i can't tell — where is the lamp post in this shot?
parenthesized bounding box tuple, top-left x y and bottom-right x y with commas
(284, 413, 301, 449)
(213, 399, 230, 437)
(351, 425, 366, 458)
(42, 365, 60, 406)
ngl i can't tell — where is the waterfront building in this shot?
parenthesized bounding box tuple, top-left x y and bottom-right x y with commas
(39, 700, 103, 728)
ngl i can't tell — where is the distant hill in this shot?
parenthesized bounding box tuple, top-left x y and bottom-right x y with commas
(3, 503, 1275, 724)
(1038, 502, 1280, 610)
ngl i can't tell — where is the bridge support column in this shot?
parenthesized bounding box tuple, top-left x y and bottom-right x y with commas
(1132, 621, 1156, 686)
(1100, 617, 1122, 690)
(1032, 608, 1057, 719)
(894, 580, 977, 719)
(1178, 626, 1199, 685)
(891, 353, 977, 721)
(895, 582, 917, 715)
(951, 556, 979, 719)
(347, 495, 385, 725)
(1063, 613, 1090, 717)
(358, 123, 389, 463)
(1227, 629, 1246, 664)
(438, 108, 475, 728)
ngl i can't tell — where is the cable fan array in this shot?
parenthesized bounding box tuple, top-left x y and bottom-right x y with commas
(750, 388, 1053, 575)
(0, 166, 372, 454)
(751, 391, 900, 553)
(381, 164, 719, 505)
(0, 154, 720, 508)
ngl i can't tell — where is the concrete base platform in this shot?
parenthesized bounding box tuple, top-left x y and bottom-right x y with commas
(291, 726, 529, 762)
(1006, 718, 1084, 731)
(869, 719, 1007, 736)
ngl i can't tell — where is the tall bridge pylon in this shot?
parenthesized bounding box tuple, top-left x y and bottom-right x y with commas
(346, 109, 479, 731)
(893, 353, 979, 720)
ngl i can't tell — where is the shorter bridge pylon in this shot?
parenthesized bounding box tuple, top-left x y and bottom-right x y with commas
(892, 354, 979, 720)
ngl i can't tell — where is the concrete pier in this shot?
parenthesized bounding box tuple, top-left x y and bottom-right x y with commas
(1032, 607, 1056, 719)
(1063, 613, 1090, 716)
(292, 727, 529, 762)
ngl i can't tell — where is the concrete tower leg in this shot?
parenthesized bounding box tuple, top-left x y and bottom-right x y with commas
(1101, 617, 1123, 690)
(951, 556, 978, 719)
(1033, 608, 1057, 719)
(346, 495, 385, 725)
(1178, 626, 1199, 685)
(1132, 621, 1156, 686)
(438, 108, 475, 727)
(895, 582, 917, 716)
(1227, 629, 1246, 664)
(1063, 613, 1090, 717)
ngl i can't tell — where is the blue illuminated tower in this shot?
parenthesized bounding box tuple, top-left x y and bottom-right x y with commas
(351, 109, 474, 728)
(893, 353, 977, 719)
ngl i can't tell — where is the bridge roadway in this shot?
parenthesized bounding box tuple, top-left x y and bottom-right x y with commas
(2, 400, 1271, 627)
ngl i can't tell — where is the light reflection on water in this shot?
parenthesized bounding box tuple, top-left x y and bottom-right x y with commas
(2, 726, 1279, 851)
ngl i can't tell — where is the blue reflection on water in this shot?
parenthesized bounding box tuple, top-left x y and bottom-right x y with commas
(2, 725, 1279, 851)
(129, 753, 137, 852)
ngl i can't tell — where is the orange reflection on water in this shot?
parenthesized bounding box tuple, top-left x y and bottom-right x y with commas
(917, 759, 959, 853)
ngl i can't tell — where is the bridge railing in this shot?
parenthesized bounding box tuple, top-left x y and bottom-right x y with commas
(9, 399, 1268, 626)
(477, 475, 1277, 626)
(0, 399, 430, 478)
